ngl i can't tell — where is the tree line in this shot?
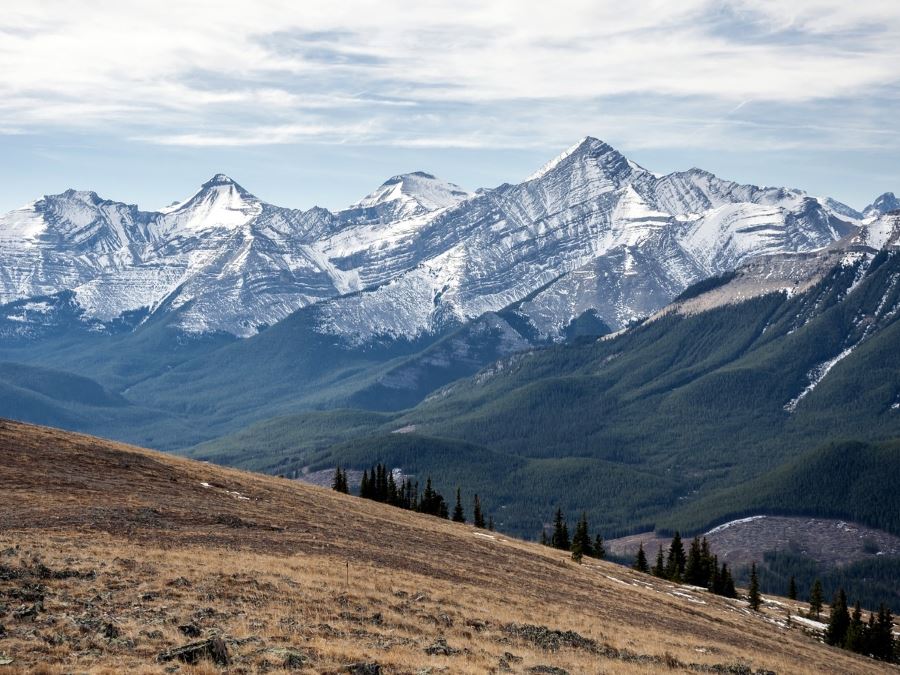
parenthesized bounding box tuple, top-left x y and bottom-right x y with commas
(540, 508, 606, 562)
(332, 464, 493, 528)
(823, 589, 897, 662)
(631, 532, 739, 600)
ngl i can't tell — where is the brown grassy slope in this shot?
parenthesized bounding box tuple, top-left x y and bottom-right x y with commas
(0, 419, 892, 674)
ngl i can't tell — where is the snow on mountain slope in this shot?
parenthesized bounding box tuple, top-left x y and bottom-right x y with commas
(863, 192, 900, 220)
(0, 138, 879, 341)
(853, 211, 900, 251)
(157, 174, 262, 234)
(339, 171, 472, 225)
(313, 138, 857, 342)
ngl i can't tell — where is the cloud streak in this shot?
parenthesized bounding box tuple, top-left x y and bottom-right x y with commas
(0, 0, 897, 155)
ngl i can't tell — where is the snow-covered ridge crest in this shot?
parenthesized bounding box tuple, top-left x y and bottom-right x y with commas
(0, 140, 888, 340)
(525, 136, 594, 182)
(350, 171, 471, 212)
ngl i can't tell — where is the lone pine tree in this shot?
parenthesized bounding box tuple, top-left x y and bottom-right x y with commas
(665, 532, 686, 581)
(571, 512, 593, 558)
(633, 542, 650, 573)
(473, 494, 486, 528)
(809, 579, 824, 620)
(748, 562, 761, 611)
(452, 488, 465, 523)
(652, 545, 665, 578)
(551, 508, 570, 550)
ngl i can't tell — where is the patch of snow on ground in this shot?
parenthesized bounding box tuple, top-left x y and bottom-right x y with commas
(604, 575, 630, 586)
(793, 616, 826, 631)
(705, 515, 766, 535)
(669, 590, 707, 604)
(784, 345, 856, 412)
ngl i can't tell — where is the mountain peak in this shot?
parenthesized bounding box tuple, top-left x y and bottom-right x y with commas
(865, 192, 900, 218)
(202, 173, 240, 188)
(349, 172, 471, 216)
(158, 173, 262, 230)
(524, 136, 622, 182)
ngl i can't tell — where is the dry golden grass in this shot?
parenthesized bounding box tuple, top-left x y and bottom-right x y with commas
(0, 419, 894, 674)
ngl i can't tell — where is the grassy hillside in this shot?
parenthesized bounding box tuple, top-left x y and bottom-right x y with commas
(0, 419, 888, 674)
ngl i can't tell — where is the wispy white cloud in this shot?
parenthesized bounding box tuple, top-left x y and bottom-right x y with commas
(0, 1, 897, 152)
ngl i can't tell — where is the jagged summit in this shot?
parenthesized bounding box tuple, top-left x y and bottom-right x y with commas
(524, 136, 622, 182)
(865, 192, 900, 219)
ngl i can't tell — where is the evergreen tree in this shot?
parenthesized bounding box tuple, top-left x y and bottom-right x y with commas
(748, 562, 761, 610)
(571, 538, 583, 563)
(788, 575, 797, 601)
(720, 562, 737, 599)
(710, 555, 721, 594)
(332, 466, 349, 493)
(550, 508, 570, 550)
(824, 588, 850, 647)
(665, 532, 686, 581)
(420, 477, 436, 513)
(870, 604, 895, 662)
(809, 579, 824, 620)
(387, 470, 398, 505)
(633, 542, 650, 573)
(359, 469, 370, 499)
(844, 600, 865, 653)
(699, 538, 713, 588)
(473, 495, 486, 528)
(417, 476, 449, 518)
(652, 545, 665, 578)
(375, 464, 388, 502)
(593, 534, 605, 560)
(452, 488, 465, 523)
(684, 536, 704, 586)
(571, 512, 593, 558)
(487, 515, 494, 531)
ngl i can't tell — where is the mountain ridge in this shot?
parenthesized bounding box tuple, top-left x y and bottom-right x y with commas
(0, 137, 879, 339)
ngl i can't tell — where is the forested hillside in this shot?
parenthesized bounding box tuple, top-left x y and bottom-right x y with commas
(192, 251, 900, 539)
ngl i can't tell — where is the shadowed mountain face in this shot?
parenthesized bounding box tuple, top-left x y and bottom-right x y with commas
(0, 137, 861, 341)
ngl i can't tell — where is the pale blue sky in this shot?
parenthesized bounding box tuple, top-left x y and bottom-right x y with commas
(1, 1, 898, 213)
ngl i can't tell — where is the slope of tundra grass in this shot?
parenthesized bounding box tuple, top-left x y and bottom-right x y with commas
(0, 419, 892, 674)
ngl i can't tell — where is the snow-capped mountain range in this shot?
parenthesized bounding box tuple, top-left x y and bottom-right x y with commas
(0, 137, 895, 340)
